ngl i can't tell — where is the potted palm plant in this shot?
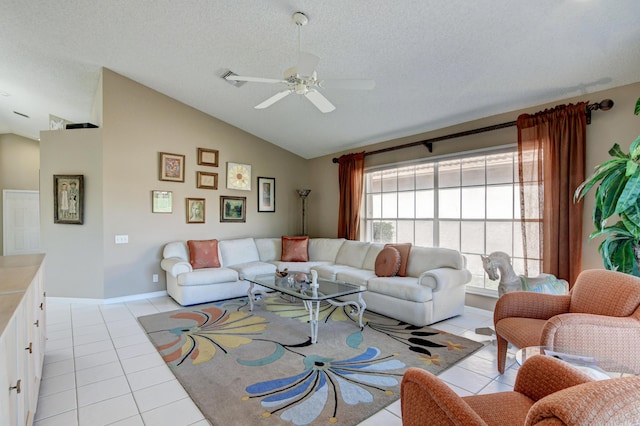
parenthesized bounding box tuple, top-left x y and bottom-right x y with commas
(574, 98, 640, 276)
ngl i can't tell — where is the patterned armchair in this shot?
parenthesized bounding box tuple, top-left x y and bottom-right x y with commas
(401, 355, 640, 426)
(494, 269, 640, 374)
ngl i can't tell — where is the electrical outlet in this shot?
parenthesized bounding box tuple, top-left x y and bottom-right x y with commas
(153, 274, 159, 283)
(115, 235, 128, 244)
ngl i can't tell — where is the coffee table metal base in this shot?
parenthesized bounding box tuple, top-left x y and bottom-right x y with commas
(247, 282, 366, 344)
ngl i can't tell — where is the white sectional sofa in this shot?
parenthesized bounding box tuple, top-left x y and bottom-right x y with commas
(160, 237, 472, 326)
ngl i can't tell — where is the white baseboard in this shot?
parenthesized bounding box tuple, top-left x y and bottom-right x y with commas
(48, 290, 169, 305)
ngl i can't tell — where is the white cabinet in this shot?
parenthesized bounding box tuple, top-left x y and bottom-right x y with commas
(0, 254, 46, 426)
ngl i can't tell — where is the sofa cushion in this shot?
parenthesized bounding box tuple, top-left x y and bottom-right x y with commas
(228, 261, 276, 280)
(219, 238, 259, 266)
(386, 243, 411, 277)
(255, 238, 281, 262)
(177, 267, 238, 286)
(313, 264, 356, 281)
(281, 236, 309, 262)
(368, 276, 433, 303)
(362, 243, 384, 271)
(335, 241, 370, 268)
(335, 269, 377, 287)
(374, 247, 401, 277)
(308, 238, 346, 262)
(187, 239, 221, 269)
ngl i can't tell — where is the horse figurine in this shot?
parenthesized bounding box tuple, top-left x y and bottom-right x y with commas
(480, 251, 569, 297)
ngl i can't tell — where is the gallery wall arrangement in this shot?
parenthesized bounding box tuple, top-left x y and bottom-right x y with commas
(154, 148, 275, 224)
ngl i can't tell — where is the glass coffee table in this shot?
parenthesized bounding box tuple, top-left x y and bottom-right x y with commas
(246, 272, 367, 344)
(516, 346, 637, 379)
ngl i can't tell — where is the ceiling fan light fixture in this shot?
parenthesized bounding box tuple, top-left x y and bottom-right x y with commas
(294, 83, 307, 94)
(292, 12, 308, 27)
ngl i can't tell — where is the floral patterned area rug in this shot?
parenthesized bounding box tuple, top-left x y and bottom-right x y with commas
(137, 295, 484, 426)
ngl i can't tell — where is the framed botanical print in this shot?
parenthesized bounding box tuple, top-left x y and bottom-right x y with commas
(159, 152, 185, 182)
(152, 190, 173, 213)
(197, 171, 218, 190)
(220, 196, 246, 222)
(54, 175, 84, 224)
(226, 162, 251, 191)
(186, 198, 205, 223)
(257, 177, 275, 212)
(197, 148, 219, 167)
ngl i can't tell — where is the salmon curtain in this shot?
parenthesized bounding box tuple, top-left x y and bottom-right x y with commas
(337, 152, 365, 240)
(517, 102, 587, 286)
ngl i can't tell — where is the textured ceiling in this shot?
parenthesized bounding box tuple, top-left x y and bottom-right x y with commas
(1, 1, 640, 159)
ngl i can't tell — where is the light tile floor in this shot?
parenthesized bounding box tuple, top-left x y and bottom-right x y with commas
(34, 295, 518, 426)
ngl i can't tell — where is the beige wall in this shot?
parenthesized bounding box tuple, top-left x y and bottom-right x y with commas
(0, 133, 40, 254)
(27, 71, 640, 302)
(308, 82, 640, 274)
(40, 69, 311, 299)
(39, 128, 105, 298)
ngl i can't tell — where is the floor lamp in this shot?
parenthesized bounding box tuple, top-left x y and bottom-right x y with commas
(297, 189, 311, 236)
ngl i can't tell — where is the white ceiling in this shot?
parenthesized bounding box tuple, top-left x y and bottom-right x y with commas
(1, 1, 640, 159)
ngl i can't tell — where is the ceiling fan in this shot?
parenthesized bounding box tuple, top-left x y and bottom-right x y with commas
(223, 12, 375, 113)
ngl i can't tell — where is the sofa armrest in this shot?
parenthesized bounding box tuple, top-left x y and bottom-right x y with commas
(161, 257, 192, 277)
(417, 268, 471, 291)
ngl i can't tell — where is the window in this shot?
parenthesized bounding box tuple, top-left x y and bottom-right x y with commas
(363, 147, 541, 295)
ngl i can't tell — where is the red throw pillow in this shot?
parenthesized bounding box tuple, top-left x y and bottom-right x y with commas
(281, 236, 309, 262)
(375, 247, 401, 277)
(187, 239, 221, 269)
(385, 243, 412, 277)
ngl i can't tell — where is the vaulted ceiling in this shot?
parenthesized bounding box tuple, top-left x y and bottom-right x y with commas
(1, 1, 639, 158)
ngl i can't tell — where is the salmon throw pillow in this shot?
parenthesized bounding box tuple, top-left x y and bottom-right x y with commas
(385, 243, 412, 277)
(187, 239, 221, 269)
(281, 236, 309, 262)
(374, 246, 401, 277)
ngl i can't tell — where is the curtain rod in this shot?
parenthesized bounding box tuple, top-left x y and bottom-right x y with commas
(332, 99, 614, 163)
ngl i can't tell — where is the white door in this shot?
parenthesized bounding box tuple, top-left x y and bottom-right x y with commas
(3, 190, 41, 256)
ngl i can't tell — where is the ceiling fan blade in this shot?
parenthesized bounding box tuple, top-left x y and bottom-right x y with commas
(319, 79, 376, 90)
(226, 75, 287, 84)
(255, 90, 293, 109)
(304, 89, 335, 113)
(297, 52, 320, 77)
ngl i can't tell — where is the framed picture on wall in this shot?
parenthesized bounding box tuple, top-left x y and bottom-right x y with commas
(220, 196, 246, 222)
(257, 177, 275, 212)
(54, 174, 84, 224)
(197, 171, 218, 190)
(197, 148, 219, 167)
(152, 190, 173, 213)
(186, 198, 205, 223)
(159, 152, 185, 182)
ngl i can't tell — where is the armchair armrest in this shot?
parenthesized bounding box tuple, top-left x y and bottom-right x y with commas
(494, 292, 571, 323)
(541, 313, 640, 370)
(160, 257, 192, 277)
(418, 268, 471, 291)
(514, 355, 593, 401)
(527, 377, 640, 425)
(401, 367, 487, 426)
